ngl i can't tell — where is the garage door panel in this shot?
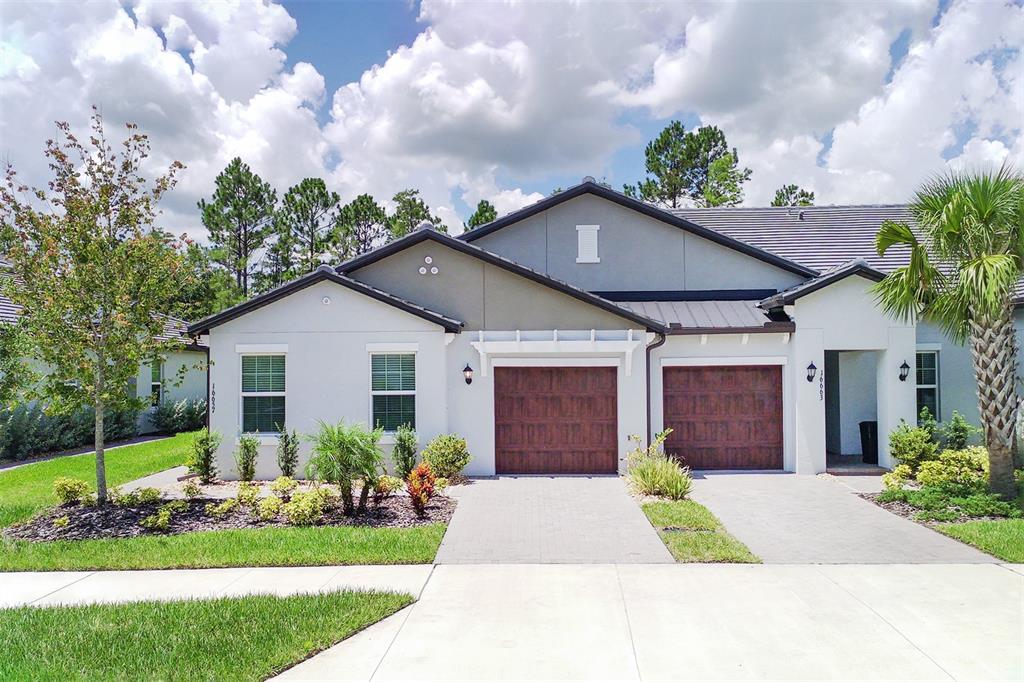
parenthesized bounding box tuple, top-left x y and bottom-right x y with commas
(495, 367, 617, 474)
(663, 366, 782, 470)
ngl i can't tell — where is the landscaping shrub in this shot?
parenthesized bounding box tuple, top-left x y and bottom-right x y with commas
(0, 403, 139, 461)
(421, 434, 471, 479)
(888, 421, 938, 472)
(236, 481, 260, 508)
(270, 476, 298, 500)
(882, 464, 912, 490)
(110, 486, 161, 507)
(939, 411, 981, 450)
(626, 430, 692, 500)
(187, 429, 221, 484)
(52, 477, 90, 505)
(917, 406, 937, 441)
(434, 477, 448, 491)
(52, 516, 69, 528)
(276, 429, 300, 478)
(281, 490, 325, 526)
(140, 507, 172, 531)
(406, 463, 436, 516)
(916, 447, 988, 488)
(182, 480, 202, 499)
(392, 425, 418, 479)
(879, 483, 1021, 521)
(256, 495, 283, 521)
(151, 398, 207, 434)
(205, 498, 238, 518)
(235, 434, 259, 482)
(372, 475, 404, 504)
(306, 421, 385, 515)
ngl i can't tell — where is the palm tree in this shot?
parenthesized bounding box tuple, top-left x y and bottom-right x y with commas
(874, 164, 1023, 498)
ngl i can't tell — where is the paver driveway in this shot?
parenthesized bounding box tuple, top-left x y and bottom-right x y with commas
(434, 476, 673, 564)
(689, 472, 996, 563)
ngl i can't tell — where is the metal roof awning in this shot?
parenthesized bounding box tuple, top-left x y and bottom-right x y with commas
(618, 300, 794, 335)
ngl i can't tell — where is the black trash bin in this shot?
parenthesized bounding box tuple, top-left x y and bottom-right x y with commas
(859, 421, 878, 464)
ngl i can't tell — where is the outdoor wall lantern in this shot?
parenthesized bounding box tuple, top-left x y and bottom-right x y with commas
(899, 361, 911, 382)
(463, 363, 474, 385)
(806, 362, 817, 383)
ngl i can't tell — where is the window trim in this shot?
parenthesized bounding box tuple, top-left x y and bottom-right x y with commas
(239, 353, 287, 435)
(368, 351, 417, 433)
(915, 350, 940, 418)
(576, 224, 600, 264)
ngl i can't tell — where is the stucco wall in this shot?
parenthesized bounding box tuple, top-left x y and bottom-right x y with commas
(470, 194, 807, 292)
(137, 350, 208, 433)
(207, 280, 449, 480)
(349, 238, 641, 330)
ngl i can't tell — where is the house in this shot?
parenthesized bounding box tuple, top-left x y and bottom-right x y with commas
(0, 257, 208, 434)
(188, 179, 1023, 479)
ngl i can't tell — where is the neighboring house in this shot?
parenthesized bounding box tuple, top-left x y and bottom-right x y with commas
(0, 257, 208, 434)
(189, 180, 1023, 479)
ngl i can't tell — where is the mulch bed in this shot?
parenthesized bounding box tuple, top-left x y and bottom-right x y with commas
(4, 495, 456, 543)
(860, 492, 1011, 525)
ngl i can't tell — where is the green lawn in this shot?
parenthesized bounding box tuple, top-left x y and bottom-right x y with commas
(0, 523, 447, 571)
(937, 519, 1024, 562)
(0, 432, 195, 528)
(642, 499, 759, 563)
(0, 590, 411, 681)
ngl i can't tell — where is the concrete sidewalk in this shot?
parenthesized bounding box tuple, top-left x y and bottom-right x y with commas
(0, 565, 433, 608)
(277, 563, 1024, 682)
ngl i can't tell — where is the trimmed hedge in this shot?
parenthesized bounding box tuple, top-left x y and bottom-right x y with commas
(0, 404, 139, 462)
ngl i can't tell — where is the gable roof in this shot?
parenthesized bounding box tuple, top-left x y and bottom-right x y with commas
(759, 259, 887, 309)
(458, 180, 818, 278)
(337, 227, 669, 332)
(188, 265, 464, 335)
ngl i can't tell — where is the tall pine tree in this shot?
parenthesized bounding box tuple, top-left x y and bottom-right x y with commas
(334, 194, 389, 261)
(388, 189, 443, 239)
(465, 199, 498, 230)
(276, 178, 340, 273)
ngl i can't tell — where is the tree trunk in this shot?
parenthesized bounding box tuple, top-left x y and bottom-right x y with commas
(94, 398, 107, 503)
(339, 479, 354, 516)
(357, 481, 370, 515)
(969, 307, 1019, 499)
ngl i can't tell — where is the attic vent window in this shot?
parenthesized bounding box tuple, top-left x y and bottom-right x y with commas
(576, 225, 600, 264)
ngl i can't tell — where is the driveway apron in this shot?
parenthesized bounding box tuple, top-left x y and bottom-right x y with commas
(689, 472, 996, 564)
(434, 476, 673, 564)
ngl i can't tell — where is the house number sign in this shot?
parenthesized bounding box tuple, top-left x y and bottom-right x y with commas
(818, 375, 824, 402)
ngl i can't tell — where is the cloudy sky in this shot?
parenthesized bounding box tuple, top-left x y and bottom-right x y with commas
(1, 0, 1021, 237)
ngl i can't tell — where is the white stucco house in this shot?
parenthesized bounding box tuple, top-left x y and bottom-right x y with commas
(188, 180, 1022, 480)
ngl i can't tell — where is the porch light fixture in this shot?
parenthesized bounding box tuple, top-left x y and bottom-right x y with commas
(806, 362, 817, 383)
(463, 363, 474, 385)
(899, 361, 911, 382)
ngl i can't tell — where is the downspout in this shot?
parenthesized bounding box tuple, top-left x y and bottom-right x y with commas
(646, 331, 667, 443)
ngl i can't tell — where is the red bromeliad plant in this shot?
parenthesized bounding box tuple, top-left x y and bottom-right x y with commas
(406, 463, 436, 516)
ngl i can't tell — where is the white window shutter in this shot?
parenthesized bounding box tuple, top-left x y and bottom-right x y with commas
(576, 225, 600, 263)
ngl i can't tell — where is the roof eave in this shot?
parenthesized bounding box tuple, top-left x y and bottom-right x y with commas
(666, 322, 796, 335)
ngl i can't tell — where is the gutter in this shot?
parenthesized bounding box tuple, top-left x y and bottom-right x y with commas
(645, 331, 667, 444)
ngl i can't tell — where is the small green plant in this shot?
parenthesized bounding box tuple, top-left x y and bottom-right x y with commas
(939, 411, 981, 450)
(236, 481, 260, 508)
(406, 463, 436, 516)
(916, 447, 988, 488)
(256, 495, 283, 521)
(281, 490, 325, 526)
(182, 479, 202, 499)
(392, 425, 418, 479)
(52, 477, 90, 505)
(276, 429, 300, 478)
(235, 434, 259, 482)
(163, 500, 187, 513)
(421, 434, 471, 479)
(108, 487, 138, 507)
(136, 487, 162, 504)
(626, 430, 692, 500)
(882, 464, 912, 490)
(52, 515, 69, 528)
(434, 477, 448, 491)
(187, 429, 221, 484)
(888, 421, 939, 472)
(372, 475, 404, 504)
(269, 476, 298, 500)
(205, 498, 239, 518)
(140, 508, 172, 531)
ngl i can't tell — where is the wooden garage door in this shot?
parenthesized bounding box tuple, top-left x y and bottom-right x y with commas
(494, 367, 617, 474)
(663, 366, 783, 470)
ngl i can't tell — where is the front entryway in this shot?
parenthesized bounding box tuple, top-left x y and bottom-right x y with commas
(662, 365, 783, 469)
(434, 477, 672, 564)
(494, 366, 618, 474)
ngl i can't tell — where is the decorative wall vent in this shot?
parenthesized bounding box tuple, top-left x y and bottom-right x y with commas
(418, 255, 439, 276)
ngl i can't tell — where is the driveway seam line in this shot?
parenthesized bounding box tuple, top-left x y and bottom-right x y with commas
(368, 563, 436, 682)
(614, 564, 644, 682)
(27, 571, 96, 606)
(813, 566, 958, 681)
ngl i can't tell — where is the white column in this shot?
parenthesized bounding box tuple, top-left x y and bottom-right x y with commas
(876, 326, 918, 469)
(794, 328, 826, 474)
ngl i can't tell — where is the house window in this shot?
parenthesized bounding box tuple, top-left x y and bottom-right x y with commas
(371, 354, 415, 431)
(150, 361, 163, 406)
(241, 355, 286, 433)
(916, 351, 939, 418)
(576, 225, 600, 263)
